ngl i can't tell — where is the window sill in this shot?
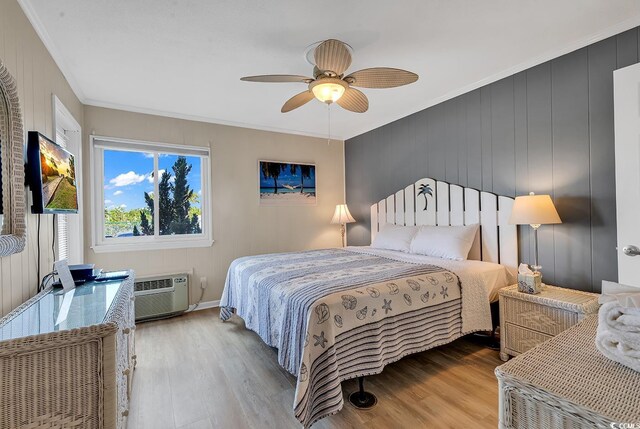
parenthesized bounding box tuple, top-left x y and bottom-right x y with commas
(91, 238, 214, 253)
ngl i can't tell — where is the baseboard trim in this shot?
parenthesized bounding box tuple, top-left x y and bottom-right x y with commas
(187, 300, 220, 312)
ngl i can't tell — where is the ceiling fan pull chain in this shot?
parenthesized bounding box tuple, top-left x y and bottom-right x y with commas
(327, 103, 331, 145)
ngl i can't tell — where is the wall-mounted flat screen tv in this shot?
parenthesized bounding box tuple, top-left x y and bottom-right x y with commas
(26, 131, 78, 214)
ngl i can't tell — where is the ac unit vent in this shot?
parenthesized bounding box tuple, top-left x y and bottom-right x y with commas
(134, 274, 189, 322)
(135, 278, 174, 293)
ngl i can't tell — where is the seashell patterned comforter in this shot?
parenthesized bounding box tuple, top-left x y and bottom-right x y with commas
(220, 247, 493, 427)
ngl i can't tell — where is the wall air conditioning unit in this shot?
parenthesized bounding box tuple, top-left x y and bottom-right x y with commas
(134, 273, 189, 322)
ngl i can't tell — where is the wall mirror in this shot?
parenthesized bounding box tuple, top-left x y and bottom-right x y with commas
(0, 59, 26, 256)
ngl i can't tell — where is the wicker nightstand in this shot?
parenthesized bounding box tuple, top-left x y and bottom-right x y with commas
(499, 284, 599, 361)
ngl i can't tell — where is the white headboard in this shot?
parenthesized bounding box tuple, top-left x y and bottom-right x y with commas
(370, 178, 518, 274)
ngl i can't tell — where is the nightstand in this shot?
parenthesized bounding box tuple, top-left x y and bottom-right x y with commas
(499, 284, 599, 361)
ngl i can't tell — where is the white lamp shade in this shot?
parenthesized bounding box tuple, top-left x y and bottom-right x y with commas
(331, 204, 356, 224)
(509, 193, 562, 226)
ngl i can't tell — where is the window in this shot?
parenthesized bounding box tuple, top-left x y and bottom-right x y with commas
(91, 136, 212, 252)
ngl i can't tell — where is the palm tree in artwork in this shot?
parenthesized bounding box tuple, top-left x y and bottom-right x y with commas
(417, 183, 433, 210)
(289, 164, 313, 193)
(298, 165, 312, 193)
(261, 162, 286, 194)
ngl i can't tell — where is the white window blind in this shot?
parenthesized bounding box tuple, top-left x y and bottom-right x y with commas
(55, 130, 70, 262)
(93, 137, 210, 157)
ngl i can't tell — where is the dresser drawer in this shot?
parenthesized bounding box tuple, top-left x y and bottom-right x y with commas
(501, 295, 579, 336)
(503, 322, 553, 355)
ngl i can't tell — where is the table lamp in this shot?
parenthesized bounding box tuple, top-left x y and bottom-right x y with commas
(509, 192, 561, 275)
(331, 204, 356, 247)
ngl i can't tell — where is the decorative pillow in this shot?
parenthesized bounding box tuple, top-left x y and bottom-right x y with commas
(371, 224, 419, 253)
(409, 224, 479, 261)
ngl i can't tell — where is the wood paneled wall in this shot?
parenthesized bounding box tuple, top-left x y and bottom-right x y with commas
(346, 28, 640, 293)
(0, 0, 83, 316)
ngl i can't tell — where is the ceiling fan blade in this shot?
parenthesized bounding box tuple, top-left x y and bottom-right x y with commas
(281, 90, 315, 113)
(241, 74, 312, 83)
(345, 68, 418, 88)
(314, 39, 352, 75)
(336, 87, 368, 113)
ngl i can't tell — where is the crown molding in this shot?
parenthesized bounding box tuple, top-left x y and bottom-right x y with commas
(83, 98, 346, 141)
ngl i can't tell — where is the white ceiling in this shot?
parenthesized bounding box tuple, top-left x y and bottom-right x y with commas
(20, 0, 640, 140)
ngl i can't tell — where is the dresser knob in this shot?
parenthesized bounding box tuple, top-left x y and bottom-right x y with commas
(123, 368, 130, 376)
(122, 410, 129, 417)
(123, 328, 131, 334)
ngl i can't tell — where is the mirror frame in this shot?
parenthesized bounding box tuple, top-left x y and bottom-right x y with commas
(0, 59, 26, 256)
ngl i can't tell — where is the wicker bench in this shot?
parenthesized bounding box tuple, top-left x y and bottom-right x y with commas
(495, 315, 640, 429)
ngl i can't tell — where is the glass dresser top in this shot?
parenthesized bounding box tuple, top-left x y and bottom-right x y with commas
(0, 280, 124, 341)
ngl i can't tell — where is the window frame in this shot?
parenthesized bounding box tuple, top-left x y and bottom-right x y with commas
(90, 135, 213, 253)
(53, 95, 83, 263)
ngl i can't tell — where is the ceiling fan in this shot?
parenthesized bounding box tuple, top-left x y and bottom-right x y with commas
(240, 39, 419, 113)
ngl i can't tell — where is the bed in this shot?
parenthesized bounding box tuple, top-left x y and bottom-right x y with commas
(220, 177, 518, 427)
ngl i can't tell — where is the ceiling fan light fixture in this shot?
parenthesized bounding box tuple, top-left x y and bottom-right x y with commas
(309, 78, 347, 104)
(241, 39, 418, 113)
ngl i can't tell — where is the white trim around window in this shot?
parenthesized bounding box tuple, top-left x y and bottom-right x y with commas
(90, 135, 213, 253)
(53, 95, 83, 263)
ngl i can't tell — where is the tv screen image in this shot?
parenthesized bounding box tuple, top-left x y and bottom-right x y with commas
(27, 132, 79, 214)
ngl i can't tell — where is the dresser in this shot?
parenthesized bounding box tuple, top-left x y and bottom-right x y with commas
(499, 284, 599, 361)
(496, 316, 640, 428)
(0, 273, 136, 429)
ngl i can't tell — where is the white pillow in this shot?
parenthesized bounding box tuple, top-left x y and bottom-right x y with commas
(371, 224, 419, 253)
(409, 224, 479, 261)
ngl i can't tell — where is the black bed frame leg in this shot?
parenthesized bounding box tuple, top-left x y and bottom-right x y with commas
(348, 377, 378, 409)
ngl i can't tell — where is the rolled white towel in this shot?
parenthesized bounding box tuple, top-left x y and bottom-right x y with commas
(618, 313, 640, 329)
(596, 317, 640, 372)
(599, 301, 640, 334)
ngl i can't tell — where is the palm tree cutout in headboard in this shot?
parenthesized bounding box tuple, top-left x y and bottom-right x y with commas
(417, 183, 433, 210)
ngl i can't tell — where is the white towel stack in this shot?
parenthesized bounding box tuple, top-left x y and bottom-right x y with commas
(595, 282, 640, 372)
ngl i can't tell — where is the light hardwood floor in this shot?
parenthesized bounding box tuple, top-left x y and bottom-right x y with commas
(127, 308, 502, 429)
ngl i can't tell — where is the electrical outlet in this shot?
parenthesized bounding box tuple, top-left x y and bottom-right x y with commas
(200, 276, 207, 290)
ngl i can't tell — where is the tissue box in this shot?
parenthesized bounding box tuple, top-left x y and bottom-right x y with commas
(518, 272, 542, 294)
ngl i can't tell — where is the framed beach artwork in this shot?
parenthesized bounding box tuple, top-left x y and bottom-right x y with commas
(259, 160, 316, 205)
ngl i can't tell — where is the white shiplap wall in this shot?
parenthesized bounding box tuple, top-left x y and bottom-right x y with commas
(0, 0, 83, 316)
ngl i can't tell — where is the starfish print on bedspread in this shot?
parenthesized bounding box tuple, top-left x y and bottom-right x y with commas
(313, 331, 328, 348)
(382, 299, 393, 314)
(440, 285, 449, 299)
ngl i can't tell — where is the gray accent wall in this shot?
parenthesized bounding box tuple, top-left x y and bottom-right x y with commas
(345, 28, 640, 293)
